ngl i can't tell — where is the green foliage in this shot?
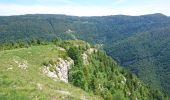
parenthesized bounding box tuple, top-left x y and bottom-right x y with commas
(105, 27, 170, 96)
(65, 43, 169, 100)
(67, 46, 86, 89)
(0, 13, 170, 97)
(0, 41, 102, 100)
(0, 39, 50, 51)
(67, 47, 82, 65)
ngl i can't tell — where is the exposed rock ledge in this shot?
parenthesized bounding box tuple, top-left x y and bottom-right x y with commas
(82, 48, 98, 65)
(43, 58, 74, 83)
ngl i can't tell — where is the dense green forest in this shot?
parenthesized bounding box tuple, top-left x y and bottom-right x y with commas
(105, 27, 170, 94)
(0, 13, 170, 96)
(0, 13, 170, 43)
(0, 40, 168, 99)
(64, 41, 168, 100)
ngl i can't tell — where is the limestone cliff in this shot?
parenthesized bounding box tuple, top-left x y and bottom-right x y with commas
(43, 58, 74, 83)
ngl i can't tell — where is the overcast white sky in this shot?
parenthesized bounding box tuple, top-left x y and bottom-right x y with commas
(0, 0, 170, 16)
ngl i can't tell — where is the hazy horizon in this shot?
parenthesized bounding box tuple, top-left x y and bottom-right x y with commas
(0, 0, 170, 16)
(0, 13, 168, 17)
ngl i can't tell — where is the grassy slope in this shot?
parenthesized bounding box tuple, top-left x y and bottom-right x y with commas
(0, 44, 101, 100)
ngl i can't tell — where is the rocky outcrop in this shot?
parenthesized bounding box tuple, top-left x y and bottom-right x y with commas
(82, 48, 98, 65)
(43, 58, 74, 83)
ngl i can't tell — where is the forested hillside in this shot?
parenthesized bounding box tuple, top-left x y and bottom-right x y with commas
(105, 27, 170, 94)
(0, 40, 168, 100)
(0, 13, 170, 96)
(0, 13, 170, 43)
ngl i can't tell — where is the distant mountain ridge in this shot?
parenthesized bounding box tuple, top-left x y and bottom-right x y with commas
(0, 13, 169, 43)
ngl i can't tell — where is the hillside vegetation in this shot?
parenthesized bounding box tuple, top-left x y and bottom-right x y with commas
(0, 40, 168, 100)
(0, 13, 170, 96)
(105, 27, 170, 94)
(0, 41, 101, 100)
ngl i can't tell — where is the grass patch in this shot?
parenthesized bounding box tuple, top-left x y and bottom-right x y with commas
(0, 44, 101, 100)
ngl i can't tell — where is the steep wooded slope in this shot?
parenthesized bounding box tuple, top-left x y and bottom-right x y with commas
(0, 40, 168, 100)
(0, 13, 170, 96)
